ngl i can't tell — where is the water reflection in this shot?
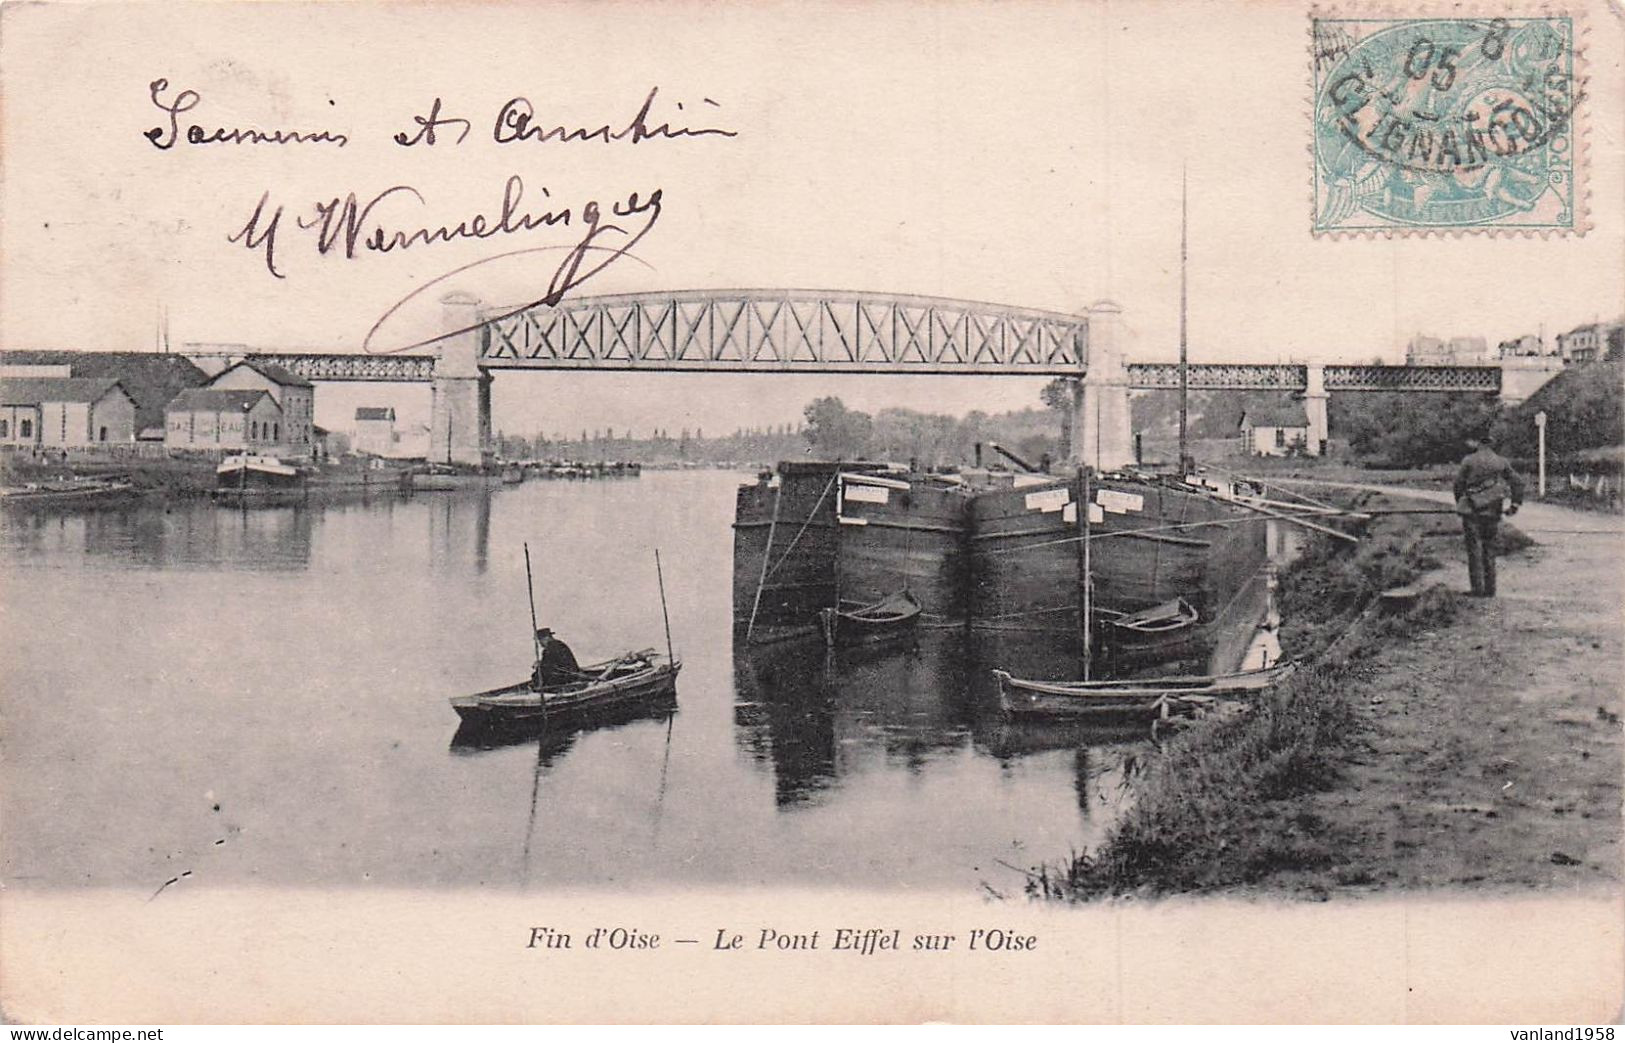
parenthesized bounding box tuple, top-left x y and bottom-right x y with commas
(1, 473, 1158, 889)
(0, 501, 318, 571)
(449, 695, 678, 753)
(425, 491, 494, 574)
(731, 628, 1149, 810)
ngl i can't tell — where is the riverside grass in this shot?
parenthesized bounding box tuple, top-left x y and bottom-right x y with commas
(1032, 496, 1491, 899)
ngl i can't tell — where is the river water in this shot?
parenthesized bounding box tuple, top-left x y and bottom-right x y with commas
(0, 471, 1167, 893)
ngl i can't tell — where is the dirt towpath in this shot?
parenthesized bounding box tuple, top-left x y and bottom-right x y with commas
(1265, 478, 1623, 891)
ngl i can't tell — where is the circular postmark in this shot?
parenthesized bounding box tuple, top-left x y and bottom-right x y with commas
(1315, 17, 1576, 227)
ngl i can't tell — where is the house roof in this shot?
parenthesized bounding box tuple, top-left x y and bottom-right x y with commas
(0, 351, 209, 430)
(355, 406, 396, 421)
(1239, 402, 1309, 428)
(227, 360, 314, 388)
(168, 388, 279, 413)
(0, 376, 127, 406)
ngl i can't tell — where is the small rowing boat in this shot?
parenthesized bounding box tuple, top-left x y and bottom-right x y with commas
(450, 650, 681, 727)
(1105, 597, 1199, 636)
(992, 660, 1296, 720)
(818, 590, 922, 647)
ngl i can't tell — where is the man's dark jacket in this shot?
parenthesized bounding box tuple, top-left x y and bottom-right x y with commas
(1454, 446, 1525, 516)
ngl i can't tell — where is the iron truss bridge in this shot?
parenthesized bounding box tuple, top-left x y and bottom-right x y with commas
(246, 352, 437, 382)
(480, 291, 1090, 374)
(1126, 363, 1502, 392)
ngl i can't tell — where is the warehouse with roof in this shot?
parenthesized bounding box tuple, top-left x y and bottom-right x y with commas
(0, 376, 137, 448)
(165, 388, 285, 452)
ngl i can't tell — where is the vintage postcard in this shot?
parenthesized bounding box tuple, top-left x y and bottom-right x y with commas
(1, 0, 1622, 1026)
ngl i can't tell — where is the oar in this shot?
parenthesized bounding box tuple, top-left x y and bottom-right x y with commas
(655, 548, 675, 667)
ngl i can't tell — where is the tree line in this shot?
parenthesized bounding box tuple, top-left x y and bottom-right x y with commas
(490, 362, 1622, 470)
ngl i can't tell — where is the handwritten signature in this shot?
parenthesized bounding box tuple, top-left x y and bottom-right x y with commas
(226, 175, 662, 352)
(146, 79, 349, 150)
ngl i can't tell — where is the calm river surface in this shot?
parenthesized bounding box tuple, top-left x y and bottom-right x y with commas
(1, 471, 1148, 892)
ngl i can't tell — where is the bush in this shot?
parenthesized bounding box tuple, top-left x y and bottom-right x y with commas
(1332, 392, 1504, 467)
(1494, 364, 1623, 459)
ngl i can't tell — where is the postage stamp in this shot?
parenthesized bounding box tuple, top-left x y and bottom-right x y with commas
(1311, 12, 1583, 235)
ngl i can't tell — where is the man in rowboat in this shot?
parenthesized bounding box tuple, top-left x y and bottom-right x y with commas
(531, 627, 585, 689)
(1453, 434, 1525, 598)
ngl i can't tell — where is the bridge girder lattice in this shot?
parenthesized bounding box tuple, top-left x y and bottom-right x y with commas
(480, 291, 1090, 374)
(1125, 362, 1502, 393)
(247, 353, 437, 382)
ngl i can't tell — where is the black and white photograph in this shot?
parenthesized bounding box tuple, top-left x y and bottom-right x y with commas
(0, 0, 1621, 1026)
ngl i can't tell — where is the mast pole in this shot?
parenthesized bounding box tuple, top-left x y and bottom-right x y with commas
(655, 548, 676, 666)
(1081, 465, 1093, 681)
(524, 541, 541, 662)
(1179, 166, 1190, 476)
(745, 480, 783, 643)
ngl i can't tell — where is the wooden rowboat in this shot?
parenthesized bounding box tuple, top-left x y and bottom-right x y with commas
(450, 651, 681, 727)
(1105, 597, 1200, 635)
(818, 590, 922, 647)
(992, 660, 1296, 720)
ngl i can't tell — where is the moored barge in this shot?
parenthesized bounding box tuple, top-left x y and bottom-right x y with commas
(733, 461, 1270, 671)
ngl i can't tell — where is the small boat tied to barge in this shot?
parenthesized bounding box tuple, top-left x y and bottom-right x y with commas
(817, 589, 922, 647)
(450, 543, 682, 731)
(992, 660, 1297, 721)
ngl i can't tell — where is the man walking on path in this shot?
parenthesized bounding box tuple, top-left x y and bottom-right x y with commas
(1454, 435, 1526, 597)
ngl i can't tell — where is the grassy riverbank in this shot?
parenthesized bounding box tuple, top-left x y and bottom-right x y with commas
(1034, 489, 1618, 899)
(1, 454, 219, 501)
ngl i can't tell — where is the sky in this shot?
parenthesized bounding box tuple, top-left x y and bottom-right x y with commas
(2, 2, 1620, 439)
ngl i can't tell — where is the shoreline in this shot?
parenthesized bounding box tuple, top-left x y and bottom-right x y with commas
(1037, 485, 1624, 899)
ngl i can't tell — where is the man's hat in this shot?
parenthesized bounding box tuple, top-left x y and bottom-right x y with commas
(536, 627, 553, 638)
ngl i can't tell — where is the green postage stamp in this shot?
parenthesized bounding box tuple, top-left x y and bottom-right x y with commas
(1312, 12, 1582, 235)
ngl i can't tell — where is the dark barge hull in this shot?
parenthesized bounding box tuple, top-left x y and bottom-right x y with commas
(732, 463, 971, 643)
(733, 463, 1270, 671)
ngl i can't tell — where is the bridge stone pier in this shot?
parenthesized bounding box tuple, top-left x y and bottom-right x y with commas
(429, 292, 493, 467)
(1071, 301, 1135, 471)
(1303, 364, 1329, 456)
(1498, 356, 1567, 404)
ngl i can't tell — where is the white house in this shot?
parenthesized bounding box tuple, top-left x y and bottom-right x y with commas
(0, 377, 137, 448)
(353, 406, 397, 456)
(1238, 402, 1310, 457)
(207, 361, 316, 456)
(165, 388, 285, 452)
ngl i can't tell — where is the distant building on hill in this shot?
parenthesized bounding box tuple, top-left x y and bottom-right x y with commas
(1497, 334, 1546, 358)
(1238, 402, 1310, 457)
(1556, 320, 1625, 365)
(1407, 334, 1489, 365)
(0, 377, 137, 448)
